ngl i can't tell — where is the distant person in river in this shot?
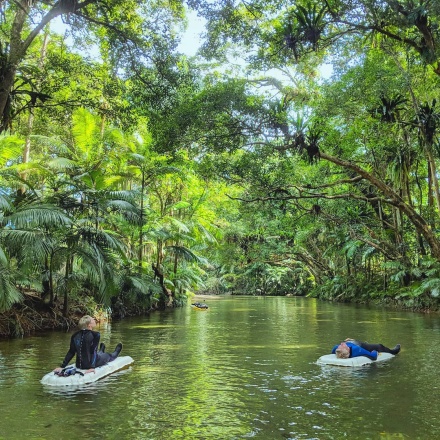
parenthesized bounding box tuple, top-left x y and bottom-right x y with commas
(53, 315, 122, 373)
(332, 338, 401, 360)
(191, 302, 208, 309)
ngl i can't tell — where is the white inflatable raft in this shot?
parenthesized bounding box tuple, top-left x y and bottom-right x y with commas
(41, 355, 134, 386)
(317, 352, 394, 367)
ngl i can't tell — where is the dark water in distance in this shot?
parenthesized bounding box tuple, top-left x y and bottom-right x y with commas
(1, 296, 440, 440)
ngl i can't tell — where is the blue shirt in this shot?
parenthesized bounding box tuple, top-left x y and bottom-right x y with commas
(331, 342, 378, 360)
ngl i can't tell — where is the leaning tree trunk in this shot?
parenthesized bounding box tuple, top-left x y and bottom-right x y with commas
(426, 148, 440, 217)
(320, 152, 440, 260)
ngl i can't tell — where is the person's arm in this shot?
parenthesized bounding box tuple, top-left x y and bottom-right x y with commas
(354, 345, 378, 360)
(57, 334, 76, 369)
(92, 331, 100, 348)
(331, 345, 339, 354)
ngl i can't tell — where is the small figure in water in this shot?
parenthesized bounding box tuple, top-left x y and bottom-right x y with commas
(191, 302, 208, 309)
(332, 338, 401, 360)
(53, 315, 122, 374)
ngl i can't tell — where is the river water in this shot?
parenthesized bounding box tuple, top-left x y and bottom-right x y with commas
(0, 296, 439, 440)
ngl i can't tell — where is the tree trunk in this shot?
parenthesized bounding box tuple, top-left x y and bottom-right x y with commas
(138, 171, 146, 268)
(0, 66, 16, 132)
(63, 256, 72, 317)
(426, 148, 440, 217)
(320, 152, 440, 260)
(152, 263, 173, 307)
(19, 31, 50, 193)
(0, 2, 64, 132)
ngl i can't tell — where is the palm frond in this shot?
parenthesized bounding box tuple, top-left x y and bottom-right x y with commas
(196, 223, 217, 244)
(0, 247, 7, 265)
(106, 200, 139, 212)
(126, 275, 156, 293)
(167, 217, 190, 232)
(1, 229, 46, 248)
(47, 157, 78, 171)
(0, 267, 23, 312)
(5, 204, 71, 228)
(0, 191, 12, 211)
(75, 226, 127, 255)
(165, 245, 201, 263)
(72, 108, 98, 156)
(106, 190, 137, 202)
(0, 135, 23, 165)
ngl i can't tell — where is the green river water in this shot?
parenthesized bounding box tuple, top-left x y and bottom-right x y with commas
(1, 296, 439, 440)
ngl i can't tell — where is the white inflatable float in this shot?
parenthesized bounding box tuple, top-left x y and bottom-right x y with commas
(41, 355, 134, 386)
(317, 352, 394, 367)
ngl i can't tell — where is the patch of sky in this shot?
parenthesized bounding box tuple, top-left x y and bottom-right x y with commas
(178, 10, 206, 57)
(178, 10, 332, 83)
(50, 16, 101, 61)
(51, 9, 332, 83)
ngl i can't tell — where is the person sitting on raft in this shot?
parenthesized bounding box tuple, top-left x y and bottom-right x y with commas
(332, 338, 401, 360)
(54, 315, 122, 373)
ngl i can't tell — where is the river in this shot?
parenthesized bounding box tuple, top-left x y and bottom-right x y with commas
(0, 296, 439, 439)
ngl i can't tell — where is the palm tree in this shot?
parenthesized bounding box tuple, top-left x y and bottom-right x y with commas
(1, 196, 72, 308)
(125, 144, 181, 271)
(3, 108, 142, 314)
(0, 191, 23, 312)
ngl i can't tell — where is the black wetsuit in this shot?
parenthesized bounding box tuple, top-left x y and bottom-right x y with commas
(351, 340, 397, 354)
(331, 340, 399, 360)
(60, 329, 112, 369)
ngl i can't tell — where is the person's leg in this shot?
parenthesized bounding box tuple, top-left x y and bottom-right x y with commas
(360, 341, 400, 355)
(94, 353, 112, 367)
(109, 343, 122, 361)
(93, 343, 123, 367)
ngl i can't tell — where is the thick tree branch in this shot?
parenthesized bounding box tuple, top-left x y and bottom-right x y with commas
(319, 151, 440, 259)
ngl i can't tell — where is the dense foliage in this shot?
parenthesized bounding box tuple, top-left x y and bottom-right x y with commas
(1, 0, 440, 335)
(194, 0, 440, 309)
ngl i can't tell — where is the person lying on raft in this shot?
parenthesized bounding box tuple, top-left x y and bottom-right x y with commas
(332, 338, 401, 360)
(53, 315, 122, 374)
(192, 302, 208, 309)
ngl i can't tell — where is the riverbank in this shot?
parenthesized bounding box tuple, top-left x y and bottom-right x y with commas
(0, 292, 154, 339)
(191, 294, 226, 300)
(0, 292, 225, 338)
(1, 290, 438, 339)
(0, 293, 95, 338)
